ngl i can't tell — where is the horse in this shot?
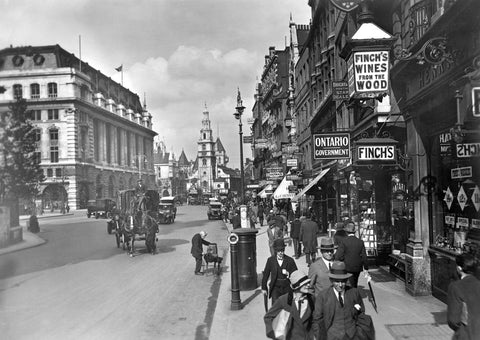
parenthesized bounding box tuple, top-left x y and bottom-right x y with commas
(121, 192, 159, 257)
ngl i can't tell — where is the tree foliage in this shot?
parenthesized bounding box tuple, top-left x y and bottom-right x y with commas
(0, 99, 44, 203)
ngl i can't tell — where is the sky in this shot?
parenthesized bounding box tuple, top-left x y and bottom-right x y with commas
(0, 0, 311, 169)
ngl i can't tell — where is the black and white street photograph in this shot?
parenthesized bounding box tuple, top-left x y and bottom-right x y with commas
(0, 1, 479, 339)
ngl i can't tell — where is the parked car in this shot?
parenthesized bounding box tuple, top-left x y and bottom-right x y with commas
(158, 196, 177, 224)
(207, 201, 223, 220)
(87, 198, 116, 219)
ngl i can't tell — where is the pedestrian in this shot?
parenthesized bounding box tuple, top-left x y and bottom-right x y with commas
(334, 220, 369, 288)
(262, 238, 298, 305)
(299, 211, 319, 266)
(264, 270, 315, 340)
(267, 219, 284, 256)
(290, 216, 302, 259)
(190, 231, 214, 276)
(248, 205, 257, 228)
(312, 261, 373, 340)
(308, 237, 336, 296)
(447, 253, 480, 339)
(333, 221, 347, 247)
(258, 203, 265, 226)
(231, 208, 241, 229)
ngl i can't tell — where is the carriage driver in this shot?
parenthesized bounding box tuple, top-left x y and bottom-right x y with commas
(191, 231, 214, 276)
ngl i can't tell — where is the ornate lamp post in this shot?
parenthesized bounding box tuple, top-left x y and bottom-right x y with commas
(234, 88, 245, 204)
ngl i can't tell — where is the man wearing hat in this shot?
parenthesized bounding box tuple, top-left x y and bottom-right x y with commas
(264, 270, 315, 339)
(262, 238, 298, 305)
(308, 237, 336, 295)
(312, 261, 367, 340)
(191, 231, 213, 275)
(334, 220, 369, 288)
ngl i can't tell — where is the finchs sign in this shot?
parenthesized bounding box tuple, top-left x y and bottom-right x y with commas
(348, 51, 389, 98)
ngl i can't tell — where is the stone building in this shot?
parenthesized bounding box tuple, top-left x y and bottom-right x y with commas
(0, 45, 156, 211)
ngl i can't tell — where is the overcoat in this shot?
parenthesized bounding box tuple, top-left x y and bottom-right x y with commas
(190, 233, 210, 257)
(299, 219, 318, 253)
(334, 235, 368, 273)
(308, 258, 331, 295)
(447, 274, 480, 340)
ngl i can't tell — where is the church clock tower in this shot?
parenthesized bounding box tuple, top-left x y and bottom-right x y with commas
(197, 105, 216, 194)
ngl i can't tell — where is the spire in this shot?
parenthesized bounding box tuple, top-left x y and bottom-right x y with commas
(143, 92, 147, 110)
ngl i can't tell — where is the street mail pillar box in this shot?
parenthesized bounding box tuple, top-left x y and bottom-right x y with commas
(235, 228, 258, 290)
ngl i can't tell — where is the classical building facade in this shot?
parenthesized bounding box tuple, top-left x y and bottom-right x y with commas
(0, 45, 156, 211)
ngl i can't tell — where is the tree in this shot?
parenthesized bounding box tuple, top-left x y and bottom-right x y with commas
(0, 99, 44, 221)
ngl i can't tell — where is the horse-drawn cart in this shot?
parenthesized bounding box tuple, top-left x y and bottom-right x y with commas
(107, 188, 160, 257)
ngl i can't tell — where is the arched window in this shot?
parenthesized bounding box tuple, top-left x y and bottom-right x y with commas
(13, 84, 22, 99)
(30, 83, 40, 99)
(48, 82, 58, 98)
(202, 159, 207, 166)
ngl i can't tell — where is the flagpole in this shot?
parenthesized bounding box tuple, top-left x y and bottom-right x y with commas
(121, 67, 123, 86)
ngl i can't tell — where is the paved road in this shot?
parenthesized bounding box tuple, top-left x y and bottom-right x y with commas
(0, 205, 229, 340)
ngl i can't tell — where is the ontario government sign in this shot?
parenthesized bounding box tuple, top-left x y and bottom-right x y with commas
(313, 133, 351, 160)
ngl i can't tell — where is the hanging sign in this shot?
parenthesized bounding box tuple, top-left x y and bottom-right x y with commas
(329, 0, 361, 12)
(313, 133, 351, 160)
(444, 187, 454, 210)
(457, 217, 469, 228)
(348, 50, 390, 99)
(265, 167, 283, 180)
(451, 166, 472, 179)
(457, 186, 468, 211)
(332, 81, 350, 101)
(445, 215, 455, 225)
(357, 145, 395, 161)
(456, 142, 480, 158)
(472, 186, 480, 211)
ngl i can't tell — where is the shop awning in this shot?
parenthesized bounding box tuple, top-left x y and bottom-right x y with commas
(273, 177, 295, 200)
(258, 184, 273, 198)
(292, 168, 330, 201)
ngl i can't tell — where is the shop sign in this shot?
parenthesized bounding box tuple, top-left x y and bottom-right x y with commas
(265, 166, 283, 180)
(357, 145, 396, 161)
(472, 219, 480, 229)
(286, 158, 298, 168)
(282, 144, 299, 154)
(313, 133, 351, 160)
(348, 50, 389, 99)
(472, 186, 480, 212)
(445, 215, 455, 225)
(246, 184, 260, 189)
(286, 174, 302, 181)
(457, 186, 467, 211)
(439, 132, 452, 157)
(457, 217, 469, 228)
(332, 81, 349, 101)
(444, 187, 454, 210)
(456, 142, 480, 158)
(243, 135, 253, 144)
(451, 166, 472, 179)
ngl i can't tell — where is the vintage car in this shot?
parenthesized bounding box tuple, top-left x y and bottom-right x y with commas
(207, 201, 223, 220)
(158, 196, 177, 224)
(87, 198, 116, 219)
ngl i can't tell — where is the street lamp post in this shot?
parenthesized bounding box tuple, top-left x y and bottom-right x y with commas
(234, 88, 245, 204)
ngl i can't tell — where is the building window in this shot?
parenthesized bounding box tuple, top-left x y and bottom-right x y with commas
(202, 159, 207, 166)
(13, 84, 22, 99)
(55, 168, 62, 177)
(47, 168, 53, 177)
(49, 128, 58, 141)
(202, 144, 206, 151)
(50, 146, 59, 163)
(31, 110, 42, 121)
(33, 128, 41, 142)
(47, 82, 58, 98)
(33, 151, 41, 164)
(30, 83, 40, 99)
(48, 109, 59, 120)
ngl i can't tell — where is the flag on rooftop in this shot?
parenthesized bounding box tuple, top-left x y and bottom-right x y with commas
(115, 65, 123, 72)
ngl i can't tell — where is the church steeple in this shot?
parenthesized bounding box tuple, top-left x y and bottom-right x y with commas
(197, 103, 216, 194)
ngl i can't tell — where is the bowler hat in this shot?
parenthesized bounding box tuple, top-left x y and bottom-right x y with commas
(328, 261, 352, 280)
(289, 270, 310, 290)
(273, 238, 285, 251)
(344, 220, 355, 233)
(319, 237, 336, 251)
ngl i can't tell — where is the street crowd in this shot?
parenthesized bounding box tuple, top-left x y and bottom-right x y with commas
(190, 197, 480, 340)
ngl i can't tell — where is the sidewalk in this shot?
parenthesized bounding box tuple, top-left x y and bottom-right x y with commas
(0, 211, 73, 256)
(209, 223, 453, 340)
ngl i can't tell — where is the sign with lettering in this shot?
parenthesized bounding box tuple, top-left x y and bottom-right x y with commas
(286, 158, 298, 168)
(349, 51, 389, 99)
(457, 186, 468, 211)
(457, 217, 469, 228)
(456, 142, 480, 158)
(265, 167, 283, 180)
(313, 133, 351, 160)
(438, 132, 452, 157)
(332, 81, 350, 101)
(472, 219, 480, 229)
(445, 215, 455, 225)
(357, 145, 396, 161)
(451, 166, 472, 179)
(243, 135, 253, 144)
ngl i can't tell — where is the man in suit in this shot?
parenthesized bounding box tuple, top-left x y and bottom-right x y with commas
(290, 216, 302, 259)
(312, 261, 368, 340)
(309, 237, 336, 296)
(262, 238, 298, 305)
(300, 211, 319, 266)
(190, 231, 213, 275)
(264, 270, 315, 339)
(334, 220, 368, 287)
(447, 253, 480, 340)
